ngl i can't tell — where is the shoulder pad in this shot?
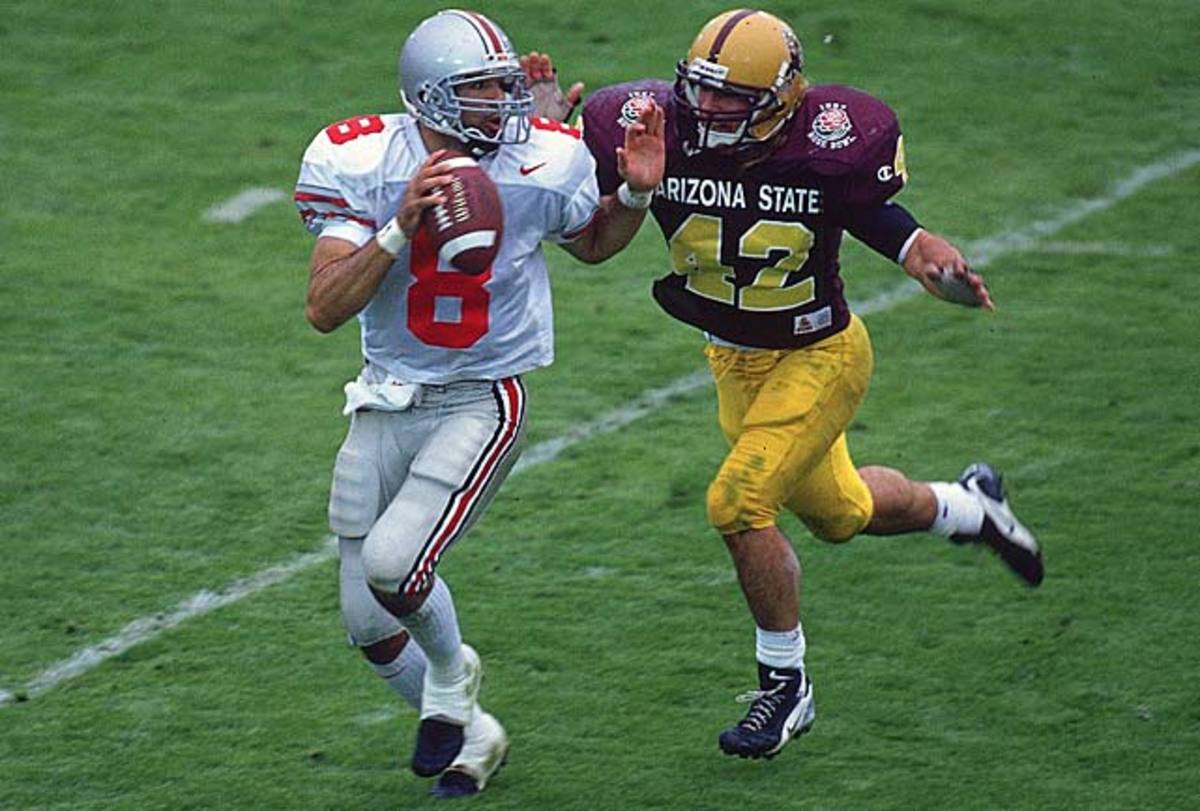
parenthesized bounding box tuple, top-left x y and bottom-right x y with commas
(303, 114, 402, 177)
(788, 85, 900, 174)
(496, 120, 594, 191)
(583, 80, 672, 131)
(529, 115, 585, 145)
(581, 81, 672, 195)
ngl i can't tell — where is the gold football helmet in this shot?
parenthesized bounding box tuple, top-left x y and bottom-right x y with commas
(673, 9, 807, 157)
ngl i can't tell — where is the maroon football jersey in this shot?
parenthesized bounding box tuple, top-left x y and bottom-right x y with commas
(583, 80, 909, 348)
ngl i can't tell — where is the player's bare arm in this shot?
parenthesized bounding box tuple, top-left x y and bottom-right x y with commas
(902, 229, 995, 310)
(561, 100, 665, 264)
(520, 51, 584, 122)
(305, 152, 453, 332)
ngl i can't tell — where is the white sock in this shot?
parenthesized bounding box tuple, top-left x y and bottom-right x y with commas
(399, 576, 465, 679)
(756, 624, 806, 670)
(928, 481, 985, 536)
(369, 640, 427, 711)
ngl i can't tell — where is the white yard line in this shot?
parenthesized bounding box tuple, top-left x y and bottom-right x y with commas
(3, 149, 1196, 709)
(1014, 241, 1173, 258)
(202, 187, 289, 223)
(967, 149, 1200, 264)
(512, 370, 713, 473)
(0, 546, 335, 707)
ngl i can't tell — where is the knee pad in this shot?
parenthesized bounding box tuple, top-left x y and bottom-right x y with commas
(339, 538, 404, 646)
(360, 490, 436, 594)
(706, 474, 776, 535)
(803, 504, 871, 544)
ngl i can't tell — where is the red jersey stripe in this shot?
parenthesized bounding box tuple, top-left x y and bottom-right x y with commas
(294, 191, 350, 207)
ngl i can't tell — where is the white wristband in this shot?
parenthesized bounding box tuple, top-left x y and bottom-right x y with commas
(375, 218, 408, 256)
(897, 227, 924, 264)
(616, 182, 653, 210)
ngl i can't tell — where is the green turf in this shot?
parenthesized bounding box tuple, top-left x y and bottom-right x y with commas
(2, 1, 1198, 808)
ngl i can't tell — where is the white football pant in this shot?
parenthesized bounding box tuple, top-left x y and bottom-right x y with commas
(333, 377, 526, 644)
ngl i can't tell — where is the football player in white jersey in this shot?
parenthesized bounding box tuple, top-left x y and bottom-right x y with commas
(294, 9, 664, 800)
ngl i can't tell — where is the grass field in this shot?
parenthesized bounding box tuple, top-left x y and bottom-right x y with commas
(2, 1, 1199, 809)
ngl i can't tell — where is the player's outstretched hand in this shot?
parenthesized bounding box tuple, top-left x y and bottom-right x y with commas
(520, 51, 584, 122)
(903, 229, 994, 310)
(617, 100, 665, 194)
(395, 150, 454, 237)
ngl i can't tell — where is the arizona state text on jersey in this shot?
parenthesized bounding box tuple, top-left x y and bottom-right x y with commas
(583, 81, 914, 349)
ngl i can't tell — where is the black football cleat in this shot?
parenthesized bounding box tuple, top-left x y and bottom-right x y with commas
(952, 462, 1044, 586)
(718, 663, 815, 759)
(431, 770, 479, 799)
(412, 719, 466, 777)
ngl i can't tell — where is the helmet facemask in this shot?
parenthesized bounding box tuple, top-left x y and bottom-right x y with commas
(403, 64, 534, 152)
(673, 60, 795, 156)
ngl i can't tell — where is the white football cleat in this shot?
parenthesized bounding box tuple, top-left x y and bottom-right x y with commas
(411, 644, 482, 777)
(431, 710, 509, 798)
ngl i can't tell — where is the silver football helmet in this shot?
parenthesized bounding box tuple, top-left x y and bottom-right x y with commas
(399, 10, 534, 149)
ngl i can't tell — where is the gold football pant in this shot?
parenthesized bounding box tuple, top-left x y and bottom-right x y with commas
(704, 315, 874, 542)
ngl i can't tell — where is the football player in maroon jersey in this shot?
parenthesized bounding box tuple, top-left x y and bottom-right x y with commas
(527, 8, 1042, 761)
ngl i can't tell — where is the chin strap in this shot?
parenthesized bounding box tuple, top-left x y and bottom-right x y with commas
(463, 139, 500, 159)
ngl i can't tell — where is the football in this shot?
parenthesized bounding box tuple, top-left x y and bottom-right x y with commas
(421, 150, 503, 275)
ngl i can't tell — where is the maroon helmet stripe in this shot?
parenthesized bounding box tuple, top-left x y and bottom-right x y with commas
(709, 9, 759, 60)
(463, 10, 505, 54)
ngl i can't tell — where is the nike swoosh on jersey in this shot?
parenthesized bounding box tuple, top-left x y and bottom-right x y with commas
(519, 162, 547, 175)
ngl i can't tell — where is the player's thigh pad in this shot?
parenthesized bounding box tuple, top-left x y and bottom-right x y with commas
(329, 412, 387, 539)
(329, 409, 429, 539)
(338, 537, 405, 646)
(783, 433, 874, 542)
(362, 380, 525, 595)
(706, 317, 873, 534)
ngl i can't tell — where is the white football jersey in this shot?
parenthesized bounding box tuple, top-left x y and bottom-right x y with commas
(296, 113, 600, 383)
